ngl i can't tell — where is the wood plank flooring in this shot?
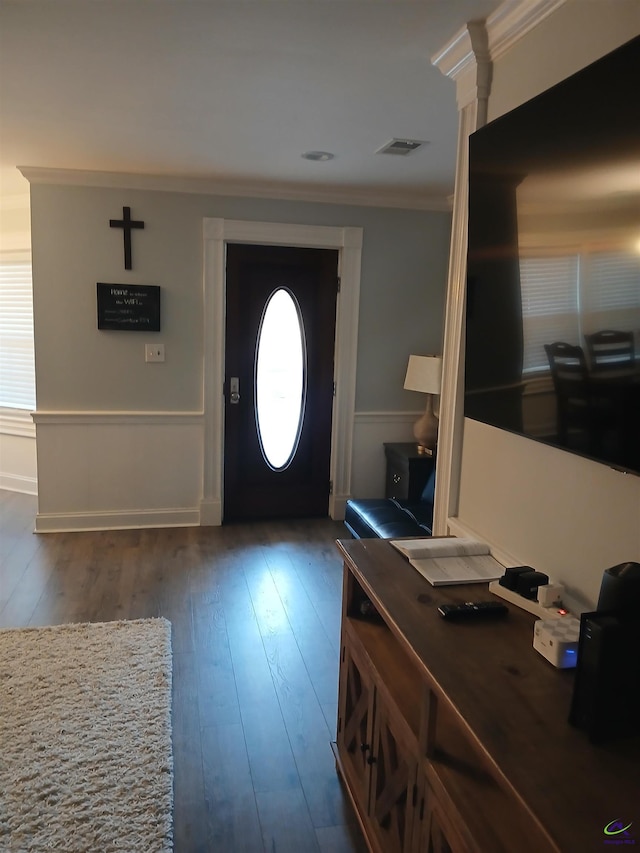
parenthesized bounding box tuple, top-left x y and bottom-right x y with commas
(0, 490, 368, 853)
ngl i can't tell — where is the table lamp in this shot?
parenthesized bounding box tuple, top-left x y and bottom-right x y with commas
(404, 355, 442, 454)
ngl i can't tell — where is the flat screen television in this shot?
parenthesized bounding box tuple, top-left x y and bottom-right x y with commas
(465, 35, 640, 476)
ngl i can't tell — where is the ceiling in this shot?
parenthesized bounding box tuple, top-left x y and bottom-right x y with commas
(0, 0, 504, 208)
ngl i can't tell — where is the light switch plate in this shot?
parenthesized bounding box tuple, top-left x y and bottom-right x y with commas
(145, 344, 165, 363)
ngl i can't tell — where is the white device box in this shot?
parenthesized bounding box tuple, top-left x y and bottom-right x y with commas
(489, 581, 567, 620)
(533, 617, 580, 668)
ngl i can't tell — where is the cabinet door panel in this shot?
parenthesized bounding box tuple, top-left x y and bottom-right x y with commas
(414, 777, 471, 853)
(338, 639, 375, 810)
(369, 700, 416, 853)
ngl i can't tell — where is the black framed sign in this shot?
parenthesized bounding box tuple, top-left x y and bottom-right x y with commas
(97, 283, 161, 331)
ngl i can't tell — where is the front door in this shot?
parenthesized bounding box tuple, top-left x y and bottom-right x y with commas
(224, 244, 339, 521)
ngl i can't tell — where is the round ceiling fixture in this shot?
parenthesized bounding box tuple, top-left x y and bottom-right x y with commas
(302, 151, 334, 162)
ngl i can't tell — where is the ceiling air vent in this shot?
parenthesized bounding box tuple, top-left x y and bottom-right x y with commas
(376, 138, 429, 156)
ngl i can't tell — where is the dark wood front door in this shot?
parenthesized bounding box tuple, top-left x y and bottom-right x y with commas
(223, 244, 339, 521)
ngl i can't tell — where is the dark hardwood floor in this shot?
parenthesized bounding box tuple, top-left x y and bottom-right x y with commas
(0, 490, 368, 853)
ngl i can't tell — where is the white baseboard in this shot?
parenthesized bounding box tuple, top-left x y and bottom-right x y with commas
(0, 473, 38, 495)
(35, 507, 201, 533)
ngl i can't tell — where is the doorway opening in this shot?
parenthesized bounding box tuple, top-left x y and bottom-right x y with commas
(201, 218, 363, 526)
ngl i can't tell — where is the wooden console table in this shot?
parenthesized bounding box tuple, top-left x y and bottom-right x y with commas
(333, 538, 640, 853)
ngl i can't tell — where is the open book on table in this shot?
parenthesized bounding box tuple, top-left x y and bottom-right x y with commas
(389, 537, 504, 586)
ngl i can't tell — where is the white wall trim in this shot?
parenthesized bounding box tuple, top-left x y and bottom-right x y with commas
(354, 411, 422, 425)
(18, 166, 450, 212)
(203, 218, 363, 525)
(1, 408, 36, 437)
(432, 0, 567, 79)
(0, 409, 37, 495)
(431, 87, 487, 534)
(486, 0, 567, 59)
(35, 507, 200, 534)
(33, 413, 204, 531)
(31, 410, 203, 426)
(431, 22, 491, 112)
(0, 472, 37, 495)
(431, 1, 570, 535)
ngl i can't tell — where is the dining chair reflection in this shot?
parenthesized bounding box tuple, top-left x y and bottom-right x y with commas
(584, 330, 635, 374)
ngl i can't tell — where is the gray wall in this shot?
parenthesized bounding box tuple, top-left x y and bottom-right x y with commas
(30, 184, 451, 414)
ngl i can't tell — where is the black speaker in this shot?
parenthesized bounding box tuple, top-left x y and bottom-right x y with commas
(568, 611, 640, 743)
(597, 561, 640, 613)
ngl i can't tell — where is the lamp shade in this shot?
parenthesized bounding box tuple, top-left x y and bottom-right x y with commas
(404, 355, 442, 395)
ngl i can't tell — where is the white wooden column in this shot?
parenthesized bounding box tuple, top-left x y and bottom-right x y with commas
(430, 0, 565, 534)
(431, 22, 491, 535)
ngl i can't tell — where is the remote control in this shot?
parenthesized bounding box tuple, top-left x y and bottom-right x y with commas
(438, 601, 509, 621)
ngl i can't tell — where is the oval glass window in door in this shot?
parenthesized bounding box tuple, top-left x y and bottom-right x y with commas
(255, 287, 307, 470)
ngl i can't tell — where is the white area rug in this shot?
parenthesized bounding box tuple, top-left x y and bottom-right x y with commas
(0, 618, 173, 852)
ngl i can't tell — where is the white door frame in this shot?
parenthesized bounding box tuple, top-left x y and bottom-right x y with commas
(201, 218, 363, 525)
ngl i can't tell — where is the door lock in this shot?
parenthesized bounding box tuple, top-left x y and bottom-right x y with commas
(229, 376, 240, 404)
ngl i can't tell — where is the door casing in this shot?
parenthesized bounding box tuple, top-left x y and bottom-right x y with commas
(201, 218, 363, 526)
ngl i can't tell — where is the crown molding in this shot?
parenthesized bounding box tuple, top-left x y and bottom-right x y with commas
(17, 166, 452, 213)
(431, 21, 491, 111)
(487, 0, 567, 59)
(432, 0, 567, 81)
(431, 21, 485, 82)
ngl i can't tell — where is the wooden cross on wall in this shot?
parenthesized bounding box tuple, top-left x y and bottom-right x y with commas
(109, 206, 145, 270)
